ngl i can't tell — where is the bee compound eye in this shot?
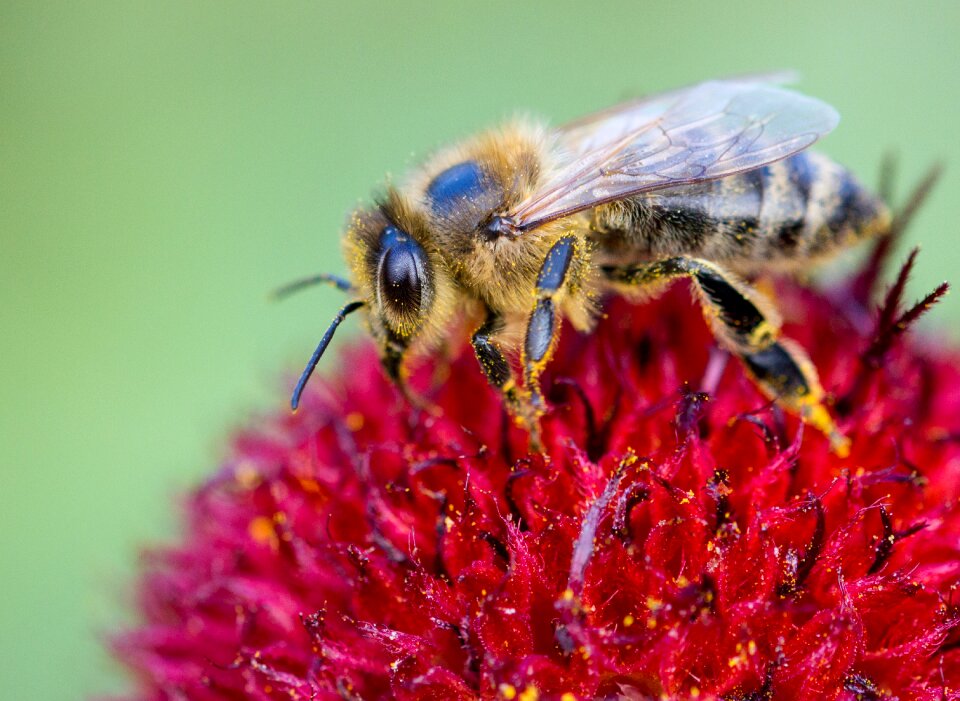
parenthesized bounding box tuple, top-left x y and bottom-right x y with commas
(377, 225, 427, 315)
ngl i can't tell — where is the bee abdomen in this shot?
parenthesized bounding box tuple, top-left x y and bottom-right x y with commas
(591, 152, 890, 268)
(739, 152, 889, 264)
(786, 152, 890, 260)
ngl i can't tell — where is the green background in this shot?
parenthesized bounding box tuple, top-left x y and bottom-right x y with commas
(2, 1, 958, 698)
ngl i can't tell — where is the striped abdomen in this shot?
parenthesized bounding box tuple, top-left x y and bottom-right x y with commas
(590, 151, 891, 271)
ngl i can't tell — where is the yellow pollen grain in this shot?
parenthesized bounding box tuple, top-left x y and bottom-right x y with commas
(562, 588, 575, 602)
(345, 412, 364, 431)
(518, 685, 539, 701)
(298, 477, 321, 493)
(623, 614, 635, 627)
(248, 516, 276, 545)
(499, 683, 517, 699)
(728, 653, 745, 668)
(560, 694, 577, 701)
(748, 640, 757, 655)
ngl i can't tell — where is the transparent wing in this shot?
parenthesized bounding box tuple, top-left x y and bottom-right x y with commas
(508, 78, 839, 231)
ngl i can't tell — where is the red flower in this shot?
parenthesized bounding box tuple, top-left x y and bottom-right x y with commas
(114, 237, 960, 699)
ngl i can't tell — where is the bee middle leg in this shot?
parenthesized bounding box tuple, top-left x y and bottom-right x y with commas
(602, 257, 849, 456)
(519, 236, 583, 439)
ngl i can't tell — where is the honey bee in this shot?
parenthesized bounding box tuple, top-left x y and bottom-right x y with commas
(287, 76, 890, 456)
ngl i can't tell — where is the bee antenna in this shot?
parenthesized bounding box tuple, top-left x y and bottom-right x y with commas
(271, 273, 354, 301)
(291, 300, 365, 410)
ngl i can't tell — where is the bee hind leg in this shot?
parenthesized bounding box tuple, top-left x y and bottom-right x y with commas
(603, 257, 849, 456)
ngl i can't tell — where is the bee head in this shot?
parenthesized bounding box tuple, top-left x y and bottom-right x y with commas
(344, 193, 453, 365)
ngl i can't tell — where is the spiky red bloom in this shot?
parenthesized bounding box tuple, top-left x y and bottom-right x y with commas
(114, 251, 960, 701)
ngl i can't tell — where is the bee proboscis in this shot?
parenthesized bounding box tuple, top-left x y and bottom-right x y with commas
(288, 76, 893, 456)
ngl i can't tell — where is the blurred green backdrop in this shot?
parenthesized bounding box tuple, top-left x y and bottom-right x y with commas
(2, 1, 958, 698)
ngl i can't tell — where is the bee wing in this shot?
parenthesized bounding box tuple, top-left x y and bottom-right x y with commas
(508, 78, 839, 231)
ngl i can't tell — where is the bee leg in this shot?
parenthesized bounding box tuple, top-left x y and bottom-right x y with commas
(603, 257, 849, 456)
(519, 236, 580, 447)
(379, 332, 439, 415)
(471, 310, 530, 430)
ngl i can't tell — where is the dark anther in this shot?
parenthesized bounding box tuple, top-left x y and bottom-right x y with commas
(432, 619, 479, 675)
(479, 530, 510, 567)
(721, 662, 776, 701)
(504, 465, 531, 532)
(730, 411, 780, 456)
(410, 456, 461, 475)
(345, 544, 369, 579)
(612, 483, 651, 542)
(868, 505, 928, 575)
(868, 505, 896, 576)
(300, 609, 326, 645)
(369, 524, 409, 566)
(676, 387, 710, 442)
(843, 673, 882, 700)
(707, 469, 733, 532)
(675, 574, 717, 622)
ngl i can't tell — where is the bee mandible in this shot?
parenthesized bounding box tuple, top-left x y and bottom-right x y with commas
(286, 76, 891, 456)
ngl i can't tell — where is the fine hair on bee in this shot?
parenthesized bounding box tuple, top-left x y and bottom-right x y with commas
(283, 75, 901, 456)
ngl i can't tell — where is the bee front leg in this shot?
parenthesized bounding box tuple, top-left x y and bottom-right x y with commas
(603, 257, 849, 456)
(380, 331, 437, 414)
(471, 310, 526, 418)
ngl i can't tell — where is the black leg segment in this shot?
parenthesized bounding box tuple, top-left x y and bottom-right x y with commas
(523, 236, 580, 418)
(472, 312, 515, 392)
(602, 256, 848, 455)
(743, 344, 810, 398)
(604, 257, 775, 351)
(525, 298, 555, 365)
(536, 236, 576, 293)
(471, 310, 528, 430)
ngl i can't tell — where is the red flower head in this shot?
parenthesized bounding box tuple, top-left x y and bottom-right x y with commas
(114, 194, 960, 700)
